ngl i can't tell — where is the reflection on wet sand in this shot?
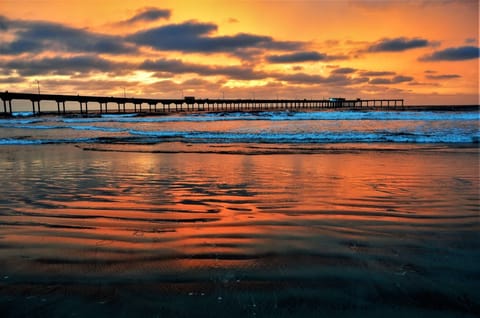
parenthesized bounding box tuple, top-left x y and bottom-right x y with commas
(0, 145, 479, 317)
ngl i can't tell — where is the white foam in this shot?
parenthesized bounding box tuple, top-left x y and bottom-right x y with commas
(12, 112, 35, 117)
(69, 125, 127, 133)
(0, 138, 44, 145)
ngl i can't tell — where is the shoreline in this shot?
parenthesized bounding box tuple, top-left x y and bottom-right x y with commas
(76, 142, 480, 155)
(0, 142, 477, 156)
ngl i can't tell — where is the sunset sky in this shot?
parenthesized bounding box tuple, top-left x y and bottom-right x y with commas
(1, 0, 479, 105)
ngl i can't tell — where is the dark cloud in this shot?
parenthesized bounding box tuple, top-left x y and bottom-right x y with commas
(210, 33, 299, 51)
(369, 75, 414, 84)
(140, 58, 186, 73)
(140, 58, 270, 80)
(419, 46, 480, 61)
(426, 74, 461, 80)
(392, 75, 414, 83)
(0, 16, 136, 55)
(331, 67, 357, 74)
(266, 51, 346, 63)
(0, 16, 8, 30)
(130, 20, 218, 46)
(367, 37, 431, 52)
(128, 21, 303, 53)
(228, 48, 266, 61)
(119, 8, 171, 25)
(359, 71, 396, 76)
(368, 78, 392, 85)
(1, 15, 303, 59)
(465, 38, 476, 44)
(2, 56, 131, 76)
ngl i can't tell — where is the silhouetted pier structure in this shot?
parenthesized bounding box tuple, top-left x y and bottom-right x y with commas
(0, 92, 404, 116)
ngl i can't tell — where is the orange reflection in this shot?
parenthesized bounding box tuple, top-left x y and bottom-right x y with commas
(0, 145, 478, 277)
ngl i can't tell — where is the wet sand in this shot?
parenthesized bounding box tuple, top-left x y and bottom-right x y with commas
(0, 144, 479, 317)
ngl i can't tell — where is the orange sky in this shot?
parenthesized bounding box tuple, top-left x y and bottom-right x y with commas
(0, 0, 478, 104)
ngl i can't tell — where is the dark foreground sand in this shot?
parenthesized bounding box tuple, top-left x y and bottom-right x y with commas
(0, 144, 478, 317)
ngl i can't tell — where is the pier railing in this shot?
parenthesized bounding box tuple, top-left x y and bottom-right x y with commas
(0, 92, 404, 116)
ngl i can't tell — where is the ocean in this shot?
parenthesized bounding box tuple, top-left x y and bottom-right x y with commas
(1, 109, 479, 146)
(0, 108, 479, 317)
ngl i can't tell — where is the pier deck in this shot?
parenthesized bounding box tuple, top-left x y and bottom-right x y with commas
(0, 92, 404, 116)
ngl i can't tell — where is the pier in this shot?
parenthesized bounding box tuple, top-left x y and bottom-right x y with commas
(0, 91, 404, 116)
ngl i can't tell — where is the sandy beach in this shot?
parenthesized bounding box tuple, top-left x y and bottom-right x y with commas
(0, 143, 478, 317)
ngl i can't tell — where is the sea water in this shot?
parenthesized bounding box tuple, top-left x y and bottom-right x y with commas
(0, 109, 478, 146)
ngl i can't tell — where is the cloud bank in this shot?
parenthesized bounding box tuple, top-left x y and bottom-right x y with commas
(420, 46, 480, 61)
(119, 8, 171, 25)
(367, 37, 432, 52)
(266, 51, 346, 63)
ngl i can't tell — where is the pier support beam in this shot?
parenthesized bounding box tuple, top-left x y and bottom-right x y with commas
(7, 100, 12, 114)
